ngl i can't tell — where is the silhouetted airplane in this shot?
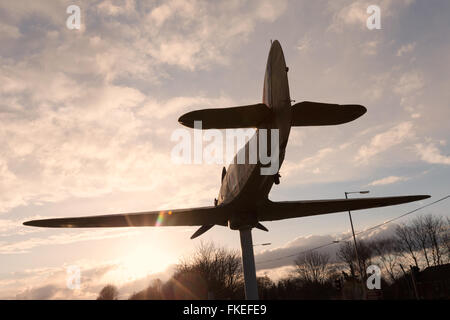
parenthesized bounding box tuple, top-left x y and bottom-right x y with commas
(24, 40, 430, 300)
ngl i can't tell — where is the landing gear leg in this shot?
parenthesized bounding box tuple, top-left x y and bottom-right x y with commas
(239, 228, 259, 300)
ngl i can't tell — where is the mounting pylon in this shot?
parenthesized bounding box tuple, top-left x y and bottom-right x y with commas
(239, 228, 259, 300)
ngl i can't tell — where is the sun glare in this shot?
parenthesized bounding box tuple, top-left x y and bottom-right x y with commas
(112, 245, 175, 283)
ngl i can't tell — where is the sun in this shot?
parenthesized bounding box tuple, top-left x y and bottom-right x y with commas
(113, 244, 176, 283)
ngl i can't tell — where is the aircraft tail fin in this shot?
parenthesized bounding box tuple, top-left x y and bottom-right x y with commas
(291, 101, 366, 126)
(178, 103, 270, 129)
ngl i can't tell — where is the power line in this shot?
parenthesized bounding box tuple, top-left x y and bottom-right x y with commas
(256, 195, 450, 266)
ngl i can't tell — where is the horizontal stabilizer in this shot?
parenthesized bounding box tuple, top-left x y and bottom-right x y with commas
(291, 101, 366, 126)
(190, 224, 214, 239)
(178, 103, 270, 129)
(258, 195, 430, 222)
(23, 206, 230, 228)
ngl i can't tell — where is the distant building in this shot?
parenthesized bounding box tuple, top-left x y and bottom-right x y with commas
(415, 263, 450, 299)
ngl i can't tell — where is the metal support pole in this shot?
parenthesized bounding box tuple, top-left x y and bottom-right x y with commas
(345, 192, 366, 299)
(239, 228, 259, 300)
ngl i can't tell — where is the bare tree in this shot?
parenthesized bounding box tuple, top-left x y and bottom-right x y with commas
(371, 238, 400, 282)
(337, 241, 357, 277)
(294, 250, 331, 284)
(257, 275, 275, 299)
(175, 242, 242, 299)
(336, 240, 372, 278)
(422, 214, 445, 266)
(356, 240, 373, 277)
(97, 284, 119, 300)
(411, 216, 432, 267)
(129, 279, 163, 300)
(395, 224, 420, 268)
(443, 217, 450, 263)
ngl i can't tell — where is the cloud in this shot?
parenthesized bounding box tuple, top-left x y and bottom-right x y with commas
(2, 259, 175, 299)
(92, 0, 288, 72)
(97, 0, 136, 16)
(0, 1, 66, 24)
(283, 148, 334, 176)
(140, 96, 233, 120)
(279, 144, 376, 186)
(1, 0, 286, 74)
(368, 175, 408, 186)
(0, 56, 228, 214)
(148, 3, 173, 27)
(15, 284, 60, 300)
(0, 89, 225, 213)
(0, 0, 288, 86)
(415, 143, 450, 165)
(0, 83, 152, 212)
(296, 34, 312, 52)
(361, 72, 392, 101)
(0, 215, 49, 236)
(0, 22, 21, 39)
(255, 223, 399, 271)
(0, 229, 142, 254)
(361, 40, 380, 56)
(281, 124, 418, 186)
(328, 1, 369, 32)
(394, 71, 425, 96)
(255, 0, 287, 22)
(116, 265, 176, 298)
(327, 0, 414, 33)
(0, 0, 289, 216)
(355, 122, 414, 163)
(396, 42, 416, 56)
(257, 265, 295, 281)
(7, 261, 118, 299)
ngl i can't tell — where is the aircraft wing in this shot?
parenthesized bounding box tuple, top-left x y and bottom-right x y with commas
(23, 206, 229, 228)
(291, 101, 366, 126)
(178, 103, 270, 129)
(258, 195, 430, 222)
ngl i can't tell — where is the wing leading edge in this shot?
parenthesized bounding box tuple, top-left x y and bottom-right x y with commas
(258, 195, 430, 222)
(24, 195, 430, 228)
(23, 206, 230, 228)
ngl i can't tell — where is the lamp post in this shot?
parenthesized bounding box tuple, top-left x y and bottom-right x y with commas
(253, 243, 272, 247)
(345, 190, 369, 298)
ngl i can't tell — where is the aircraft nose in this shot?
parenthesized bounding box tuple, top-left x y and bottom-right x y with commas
(269, 40, 283, 61)
(271, 39, 281, 50)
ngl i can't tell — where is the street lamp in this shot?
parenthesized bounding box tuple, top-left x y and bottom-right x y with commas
(345, 190, 369, 296)
(253, 243, 272, 247)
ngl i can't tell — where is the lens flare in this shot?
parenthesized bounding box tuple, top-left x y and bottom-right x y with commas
(155, 211, 165, 226)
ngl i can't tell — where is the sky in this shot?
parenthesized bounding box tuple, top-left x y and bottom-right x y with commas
(0, 0, 449, 299)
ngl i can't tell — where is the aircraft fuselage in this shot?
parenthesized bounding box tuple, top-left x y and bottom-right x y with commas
(218, 41, 291, 230)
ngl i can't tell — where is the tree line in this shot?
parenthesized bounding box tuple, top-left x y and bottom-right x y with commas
(97, 214, 450, 300)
